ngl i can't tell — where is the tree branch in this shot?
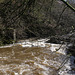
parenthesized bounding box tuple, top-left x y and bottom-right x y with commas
(60, 0, 75, 12)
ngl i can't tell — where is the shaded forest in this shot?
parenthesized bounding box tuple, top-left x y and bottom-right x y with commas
(0, 0, 75, 45)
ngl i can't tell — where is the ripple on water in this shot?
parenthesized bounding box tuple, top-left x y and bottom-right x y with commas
(0, 41, 70, 75)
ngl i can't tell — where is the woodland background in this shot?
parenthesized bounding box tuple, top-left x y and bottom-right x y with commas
(0, 0, 75, 45)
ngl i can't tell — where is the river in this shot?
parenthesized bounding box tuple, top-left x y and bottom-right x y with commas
(0, 38, 75, 75)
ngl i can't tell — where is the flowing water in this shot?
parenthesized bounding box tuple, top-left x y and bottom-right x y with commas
(0, 39, 75, 75)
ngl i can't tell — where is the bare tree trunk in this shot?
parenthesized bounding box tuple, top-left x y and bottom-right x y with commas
(54, 5, 67, 28)
(50, 0, 54, 16)
(57, 5, 67, 25)
(61, 0, 75, 11)
(13, 29, 16, 44)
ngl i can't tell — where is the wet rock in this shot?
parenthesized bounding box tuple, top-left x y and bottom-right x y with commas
(67, 44, 75, 56)
(46, 36, 62, 44)
(74, 60, 75, 64)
